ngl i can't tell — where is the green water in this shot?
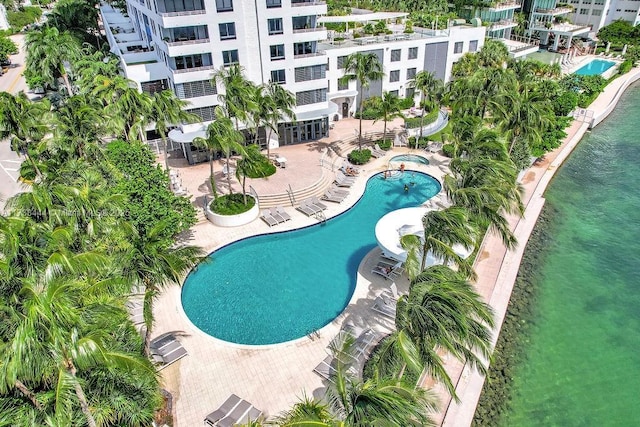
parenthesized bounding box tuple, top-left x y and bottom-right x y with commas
(503, 84, 640, 426)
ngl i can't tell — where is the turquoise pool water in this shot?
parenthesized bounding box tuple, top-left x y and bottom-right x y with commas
(502, 84, 640, 425)
(182, 172, 441, 345)
(574, 59, 616, 76)
(390, 154, 430, 165)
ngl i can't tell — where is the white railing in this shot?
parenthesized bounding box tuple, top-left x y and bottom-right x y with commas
(159, 9, 206, 16)
(166, 38, 210, 46)
(172, 64, 215, 74)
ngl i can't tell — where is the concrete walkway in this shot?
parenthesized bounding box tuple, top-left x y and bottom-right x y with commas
(437, 67, 640, 426)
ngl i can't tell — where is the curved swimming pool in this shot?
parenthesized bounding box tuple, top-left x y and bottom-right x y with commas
(390, 154, 430, 165)
(182, 172, 441, 345)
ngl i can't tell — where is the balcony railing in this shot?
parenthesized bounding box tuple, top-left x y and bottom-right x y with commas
(292, 27, 325, 34)
(293, 52, 326, 58)
(489, 19, 517, 30)
(291, 0, 325, 6)
(173, 64, 216, 74)
(488, 0, 521, 10)
(534, 6, 573, 14)
(166, 38, 210, 46)
(159, 9, 206, 16)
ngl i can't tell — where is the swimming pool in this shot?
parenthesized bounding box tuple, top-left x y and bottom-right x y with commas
(182, 172, 441, 345)
(574, 59, 616, 76)
(390, 154, 430, 165)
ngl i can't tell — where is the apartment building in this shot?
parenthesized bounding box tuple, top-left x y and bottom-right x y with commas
(100, 2, 486, 155)
(522, 0, 590, 49)
(567, 0, 640, 31)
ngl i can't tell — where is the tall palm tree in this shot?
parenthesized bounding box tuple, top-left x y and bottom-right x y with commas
(476, 38, 510, 68)
(0, 92, 50, 181)
(92, 75, 153, 141)
(211, 64, 257, 135)
(193, 106, 246, 198)
(118, 220, 204, 355)
(374, 91, 404, 141)
(401, 206, 477, 277)
(263, 81, 296, 158)
(409, 71, 443, 136)
(375, 265, 495, 399)
(148, 90, 200, 174)
(339, 52, 385, 150)
(276, 395, 337, 426)
(25, 27, 81, 95)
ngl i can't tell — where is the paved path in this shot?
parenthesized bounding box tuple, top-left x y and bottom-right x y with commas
(437, 67, 640, 426)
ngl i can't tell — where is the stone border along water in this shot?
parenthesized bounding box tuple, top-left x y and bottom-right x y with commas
(438, 67, 640, 426)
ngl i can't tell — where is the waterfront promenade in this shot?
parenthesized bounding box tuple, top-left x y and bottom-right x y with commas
(438, 67, 640, 426)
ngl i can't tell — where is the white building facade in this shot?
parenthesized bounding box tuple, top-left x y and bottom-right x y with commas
(567, 0, 640, 32)
(100, 1, 486, 152)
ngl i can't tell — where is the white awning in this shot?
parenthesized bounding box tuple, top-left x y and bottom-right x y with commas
(318, 12, 408, 24)
(295, 102, 339, 121)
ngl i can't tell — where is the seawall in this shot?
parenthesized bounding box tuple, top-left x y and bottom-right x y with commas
(437, 67, 640, 426)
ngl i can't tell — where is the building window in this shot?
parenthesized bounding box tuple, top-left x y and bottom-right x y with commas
(390, 49, 401, 61)
(271, 69, 286, 84)
(295, 64, 326, 82)
(579, 8, 588, 13)
(405, 87, 415, 99)
(338, 79, 348, 90)
(408, 47, 418, 59)
(296, 88, 327, 105)
(389, 90, 399, 97)
(293, 41, 314, 56)
(592, 8, 602, 15)
(216, 0, 233, 12)
(406, 68, 416, 80)
(337, 55, 348, 69)
(266, 0, 281, 7)
(219, 23, 236, 40)
(186, 106, 216, 122)
(175, 80, 217, 99)
(469, 40, 478, 52)
(268, 18, 284, 35)
(389, 70, 400, 82)
(270, 44, 285, 60)
(141, 79, 167, 95)
(222, 49, 239, 65)
(454, 41, 463, 54)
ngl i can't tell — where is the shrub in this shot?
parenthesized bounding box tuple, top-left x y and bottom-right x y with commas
(7, 6, 42, 30)
(442, 143, 456, 158)
(209, 193, 255, 215)
(408, 136, 417, 148)
(348, 149, 372, 165)
(398, 97, 415, 109)
(617, 59, 633, 75)
(377, 139, 392, 150)
(237, 145, 276, 178)
(404, 109, 440, 129)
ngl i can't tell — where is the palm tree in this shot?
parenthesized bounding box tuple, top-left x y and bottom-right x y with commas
(92, 74, 153, 141)
(339, 52, 385, 150)
(263, 81, 296, 158)
(211, 64, 257, 135)
(193, 106, 246, 198)
(118, 220, 204, 355)
(401, 206, 477, 277)
(148, 90, 200, 174)
(409, 71, 443, 136)
(375, 265, 495, 400)
(52, 95, 110, 160)
(374, 91, 404, 142)
(235, 145, 262, 205)
(25, 27, 81, 95)
(476, 39, 510, 68)
(0, 92, 50, 181)
(276, 395, 337, 426)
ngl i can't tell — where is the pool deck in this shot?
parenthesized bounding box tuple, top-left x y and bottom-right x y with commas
(154, 116, 452, 426)
(154, 67, 640, 426)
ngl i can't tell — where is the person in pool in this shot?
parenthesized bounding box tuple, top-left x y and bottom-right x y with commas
(404, 184, 409, 192)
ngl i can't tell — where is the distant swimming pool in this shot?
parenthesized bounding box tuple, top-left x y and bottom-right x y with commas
(182, 172, 440, 345)
(390, 154, 430, 165)
(574, 59, 616, 76)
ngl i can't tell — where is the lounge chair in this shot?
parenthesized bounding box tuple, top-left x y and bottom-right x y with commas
(216, 400, 252, 427)
(296, 200, 319, 216)
(330, 185, 350, 196)
(334, 174, 355, 188)
(205, 394, 242, 426)
(370, 144, 386, 158)
(372, 296, 397, 319)
(313, 355, 337, 381)
(322, 190, 347, 203)
(371, 261, 403, 280)
(150, 334, 189, 369)
(260, 209, 279, 227)
(310, 197, 328, 211)
(274, 206, 292, 221)
(237, 406, 263, 425)
(268, 207, 287, 223)
(336, 171, 356, 184)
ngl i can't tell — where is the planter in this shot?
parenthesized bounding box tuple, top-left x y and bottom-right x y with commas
(205, 195, 260, 227)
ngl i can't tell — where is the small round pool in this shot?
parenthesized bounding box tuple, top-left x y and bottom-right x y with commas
(390, 154, 430, 165)
(182, 172, 440, 345)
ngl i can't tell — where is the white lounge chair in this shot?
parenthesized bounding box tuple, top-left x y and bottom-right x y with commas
(310, 197, 328, 211)
(296, 200, 319, 216)
(372, 296, 397, 319)
(322, 190, 347, 203)
(274, 206, 292, 221)
(371, 261, 403, 280)
(268, 207, 287, 223)
(260, 209, 279, 227)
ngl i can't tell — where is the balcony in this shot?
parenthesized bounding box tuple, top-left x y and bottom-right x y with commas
(487, 0, 521, 11)
(292, 26, 325, 34)
(534, 6, 573, 15)
(159, 9, 206, 16)
(166, 38, 209, 46)
(173, 64, 215, 74)
(291, 0, 326, 6)
(293, 52, 326, 59)
(488, 19, 518, 31)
